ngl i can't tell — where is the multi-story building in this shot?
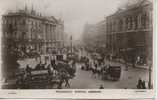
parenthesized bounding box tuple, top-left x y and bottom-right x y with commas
(2, 7, 64, 56)
(106, 0, 152, 64)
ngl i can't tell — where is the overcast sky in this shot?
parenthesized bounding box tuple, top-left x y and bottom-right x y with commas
(0, 0, 139, 40)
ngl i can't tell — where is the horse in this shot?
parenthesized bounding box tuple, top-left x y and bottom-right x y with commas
(91, 63, 103, 79)
(57, 70, 71, 89)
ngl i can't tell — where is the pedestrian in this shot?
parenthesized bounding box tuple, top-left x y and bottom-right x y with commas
(89, 60, 93, 70)
(106, 64, 110, 72)
(142, 80, 146, 89)
(47, 65, 51, 75)
(97, 65, 101, 78)
(99, 84, 104, 89)
(57, 71, 64, 89)
(86, 62, 89, 71)
(26, 64, 31, 74)
(137, 78, 143, 89)
(51, 59, 55, 66)
(91, 63, 96, 78)
(65, 74, 70, 88)
(94, 63, 98, 78)
(100, 63, 105, 73)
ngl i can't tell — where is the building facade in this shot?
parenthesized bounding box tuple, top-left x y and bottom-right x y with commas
(2, 8, 64, 57)
(106, 0, 152, 64)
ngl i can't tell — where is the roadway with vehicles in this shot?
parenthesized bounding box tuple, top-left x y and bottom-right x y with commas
(1, 49, 149, 89)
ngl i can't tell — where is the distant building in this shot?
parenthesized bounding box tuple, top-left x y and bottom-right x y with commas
(2, 7, 64, 55)
(106, 0, 152, 64)
(82, 20, 106, 54)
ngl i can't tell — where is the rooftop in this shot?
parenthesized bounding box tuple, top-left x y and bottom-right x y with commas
(116, 0, 152, 14)
(3, 7, 63, 24)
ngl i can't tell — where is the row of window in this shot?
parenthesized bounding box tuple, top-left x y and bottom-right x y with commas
(3, 17, 43, 30)
(3, 18, 63, 41)
(3, 17, 25, 25)
(107, 12, 151, 33)
(4, 32, 26, 39)
(3, 26, 60, 41)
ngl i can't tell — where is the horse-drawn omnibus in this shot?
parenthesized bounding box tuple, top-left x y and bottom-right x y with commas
(102, 66, 121, 81)
(15, 68, 60, 89)
(15, 60, 76, 89)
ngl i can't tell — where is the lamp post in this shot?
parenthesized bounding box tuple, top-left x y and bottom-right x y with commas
(147, 48, 152, 89)
(148, 63, 152, 89)
(70, 35, 73, 53)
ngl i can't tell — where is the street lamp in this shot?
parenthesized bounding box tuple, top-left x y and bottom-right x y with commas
(70, 35, 73, 53)
(148, 63, 152, 89)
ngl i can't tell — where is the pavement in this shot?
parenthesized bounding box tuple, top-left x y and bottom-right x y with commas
(116, 59, 150, 69)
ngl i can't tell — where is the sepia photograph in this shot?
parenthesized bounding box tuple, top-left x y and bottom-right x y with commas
(0, 0, 155, 98)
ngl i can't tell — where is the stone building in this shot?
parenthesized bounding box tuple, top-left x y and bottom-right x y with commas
(2, 7, 64, 56)
(106, 0, 152, 64)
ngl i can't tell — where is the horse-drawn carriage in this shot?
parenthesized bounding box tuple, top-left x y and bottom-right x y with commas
(67, 53, 79, 62)
(101, 66, 121, 81)
(15, 59, 76, 89)
(16, 68, 60, 89)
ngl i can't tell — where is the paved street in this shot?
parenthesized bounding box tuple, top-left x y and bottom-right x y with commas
(68, 63, 119, 89)
(67, 63, 149, 89)
(17, 55, 149, 89)
(17, 48, 150, 89)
